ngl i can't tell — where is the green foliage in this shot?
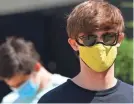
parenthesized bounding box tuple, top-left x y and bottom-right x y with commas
(115, 38, 133, 85)
(125, 21, 133, 28)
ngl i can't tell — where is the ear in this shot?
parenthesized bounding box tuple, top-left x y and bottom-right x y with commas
(34, 62, 41, 72)
(117, 32, 125, 47)
(68, 38, 79, 51)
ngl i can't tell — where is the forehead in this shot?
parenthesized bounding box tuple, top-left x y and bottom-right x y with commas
(94, 29, 116, 35)
(79, 29, 116, 37)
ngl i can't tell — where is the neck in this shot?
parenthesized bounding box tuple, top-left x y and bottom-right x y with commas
(72, 59, 117, 91)
(37, 67, 52, 91)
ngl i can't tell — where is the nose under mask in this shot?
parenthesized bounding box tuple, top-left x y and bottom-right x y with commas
(11, 79, 39, 97)
(79, 44, 118, 72)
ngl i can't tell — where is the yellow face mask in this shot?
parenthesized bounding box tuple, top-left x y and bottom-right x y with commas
(79, 44, 117, 72)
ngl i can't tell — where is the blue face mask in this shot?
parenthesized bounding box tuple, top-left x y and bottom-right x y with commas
(11, 79, 39, 97)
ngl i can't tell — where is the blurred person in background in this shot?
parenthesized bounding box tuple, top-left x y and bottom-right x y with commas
(38, 0, 133, 103)
(0, 37, 68, 103)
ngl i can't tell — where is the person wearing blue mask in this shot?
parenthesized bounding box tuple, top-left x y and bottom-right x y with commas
(0, 37, 68, 104)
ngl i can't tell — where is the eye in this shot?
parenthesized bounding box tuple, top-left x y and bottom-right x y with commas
(82, 35, 97, 46)
(102, 33, 117, 45)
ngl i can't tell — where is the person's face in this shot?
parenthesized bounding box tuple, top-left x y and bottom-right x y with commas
(68, 30, 124, 51)
(3, 62, 41, 88)
(4, 74, 30, 88)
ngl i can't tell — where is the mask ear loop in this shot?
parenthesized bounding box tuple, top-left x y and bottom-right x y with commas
(75, 51, 79, 56)
(73, 51, 80, 64)
(74, 51, 79, 58)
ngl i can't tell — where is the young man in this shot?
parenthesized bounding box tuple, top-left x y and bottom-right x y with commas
(38, 0, 133, 103)
(0, 37, 68, 103)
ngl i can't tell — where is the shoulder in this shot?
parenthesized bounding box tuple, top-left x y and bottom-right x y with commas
(38, 79, 72, 103)
(51, 74, 69, 86)
(119, 80, 133, 89)
(36, 74, 69, 103)
(1, 92, 19, 103)
(118, 80, 133, 95)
